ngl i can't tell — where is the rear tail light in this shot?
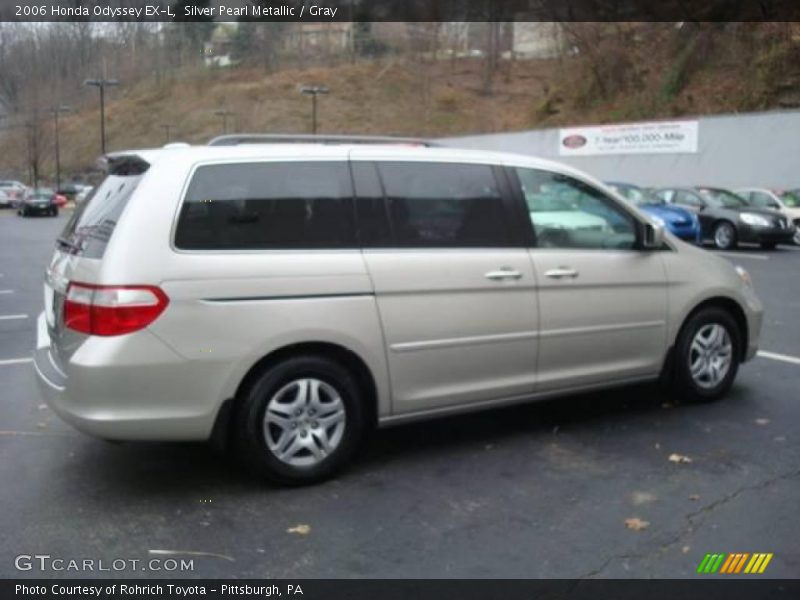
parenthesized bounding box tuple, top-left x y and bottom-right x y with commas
(64, 283, 169, 336)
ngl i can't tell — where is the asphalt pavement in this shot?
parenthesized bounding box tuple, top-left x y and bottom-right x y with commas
(0, 208, 798, 579)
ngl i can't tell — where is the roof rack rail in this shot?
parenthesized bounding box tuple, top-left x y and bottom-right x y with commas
(208, 133, 439, 147)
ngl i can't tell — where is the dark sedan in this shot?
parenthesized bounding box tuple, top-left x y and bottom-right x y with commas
(18, 188, 59, 217)
(653, 186, 794, 250)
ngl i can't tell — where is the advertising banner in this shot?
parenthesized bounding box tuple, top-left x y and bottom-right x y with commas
(559, 119, 699, 156)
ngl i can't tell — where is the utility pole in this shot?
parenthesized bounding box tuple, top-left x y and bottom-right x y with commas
(161, 124, 173, 144)
(300, 86, 329, 134)
(214, 109, 236, 134)
(49, 106, 70, 191)
(84, 78, 119, 154)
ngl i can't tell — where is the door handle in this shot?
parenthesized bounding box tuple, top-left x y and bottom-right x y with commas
(544, 267, 579, 279)
(485, 268, 523, 281)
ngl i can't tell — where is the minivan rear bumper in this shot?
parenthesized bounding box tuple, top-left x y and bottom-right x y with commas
(33, 312, 223, 441)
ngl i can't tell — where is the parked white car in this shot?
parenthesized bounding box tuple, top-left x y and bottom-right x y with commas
(0, 180, 27, 208)
(736, 188, 800, 245)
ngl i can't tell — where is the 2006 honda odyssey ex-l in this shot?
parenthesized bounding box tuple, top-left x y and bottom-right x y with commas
(34, 136, 764, 484)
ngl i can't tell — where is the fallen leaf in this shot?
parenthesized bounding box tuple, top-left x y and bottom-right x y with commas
(624, 517, 650, 531)
(631, 491, 657, 505)
(755, 418, 770, 426)
(689, 494, 700, 501)
(287, 524, 311, 536)
(668, 453, 693, 464)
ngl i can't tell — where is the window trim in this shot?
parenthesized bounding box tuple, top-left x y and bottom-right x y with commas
(170, 158, 359, 254)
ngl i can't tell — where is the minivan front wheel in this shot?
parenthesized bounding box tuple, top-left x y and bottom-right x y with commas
(672, 307, 741, 403)
(235, 355, 365, 484)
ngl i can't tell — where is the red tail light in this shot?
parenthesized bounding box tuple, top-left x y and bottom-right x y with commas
(64, 283, 169, 336)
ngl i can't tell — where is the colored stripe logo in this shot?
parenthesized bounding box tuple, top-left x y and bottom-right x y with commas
(697, 553, 773, 574)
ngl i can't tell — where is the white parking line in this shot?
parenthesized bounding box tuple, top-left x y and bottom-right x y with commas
(714, 252, 769, 261)
(0, 290, 13, 294)
(0, 357, 32, 366)
(0, 314, 27, 321)
(758, 350, 800, 366)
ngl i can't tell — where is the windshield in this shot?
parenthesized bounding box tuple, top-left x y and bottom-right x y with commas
(780, 191, 800, 208)
(697, 188, 748, 208)
(612, 185, 660, 206)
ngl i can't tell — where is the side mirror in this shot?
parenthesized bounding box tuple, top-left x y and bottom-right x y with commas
(642, 222, 665, 249)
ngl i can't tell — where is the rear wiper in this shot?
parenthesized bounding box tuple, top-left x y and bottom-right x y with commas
(55, 237, 82, 253)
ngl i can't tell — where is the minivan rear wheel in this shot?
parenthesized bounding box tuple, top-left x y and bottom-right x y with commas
(672, 307, 741, 403)
(235, 355, 365, 484)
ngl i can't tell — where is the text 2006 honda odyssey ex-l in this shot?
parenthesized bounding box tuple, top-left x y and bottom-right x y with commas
(34, 137, 763, 484)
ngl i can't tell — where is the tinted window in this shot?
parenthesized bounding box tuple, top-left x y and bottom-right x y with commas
(377, 162, 509, 247)
(352, 162, 392, 246)
(59, 173, 145, 259)
(515, 168, 637, 250)
(175, 162, 355, 250)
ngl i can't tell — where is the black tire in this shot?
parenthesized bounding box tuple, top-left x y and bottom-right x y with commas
(713, 221, 737, 250)
(671, 307, 741, 403)
(760, 241, 776, 250)
(234, 354, 366, 485)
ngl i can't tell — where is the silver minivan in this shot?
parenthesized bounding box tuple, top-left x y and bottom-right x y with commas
(34, 138, 764, 484)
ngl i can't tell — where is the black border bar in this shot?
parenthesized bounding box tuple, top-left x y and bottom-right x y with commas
(2, 0, 800, 22)
(4, 579, 800, 600)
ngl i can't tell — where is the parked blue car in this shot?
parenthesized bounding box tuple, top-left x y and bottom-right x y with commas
(606, 182, 701, 243)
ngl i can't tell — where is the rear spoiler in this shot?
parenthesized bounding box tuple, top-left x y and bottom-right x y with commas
(97, 153, 150, 176)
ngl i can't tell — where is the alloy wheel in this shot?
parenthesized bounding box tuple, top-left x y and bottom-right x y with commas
(689, 323, 733, 389)
(714, 223, 734, 249)
(263, 378, 346, 467)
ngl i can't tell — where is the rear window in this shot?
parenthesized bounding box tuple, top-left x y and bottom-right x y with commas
(58, 160, 147, 259)
(174, 162, 355, 250)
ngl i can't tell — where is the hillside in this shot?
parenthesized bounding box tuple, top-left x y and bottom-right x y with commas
(2, 22, 799, 184)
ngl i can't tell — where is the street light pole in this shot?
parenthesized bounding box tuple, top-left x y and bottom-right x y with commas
(214, 110, 236, 134)
(300, 86, 329, 135)
(50, 106, 70, 192)
(84, 79, 119, 155)
(161, 124, 172, 144)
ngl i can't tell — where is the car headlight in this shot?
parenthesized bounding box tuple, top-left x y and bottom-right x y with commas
(740, 213, 770, 227)
(735, 265, 753, 288)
